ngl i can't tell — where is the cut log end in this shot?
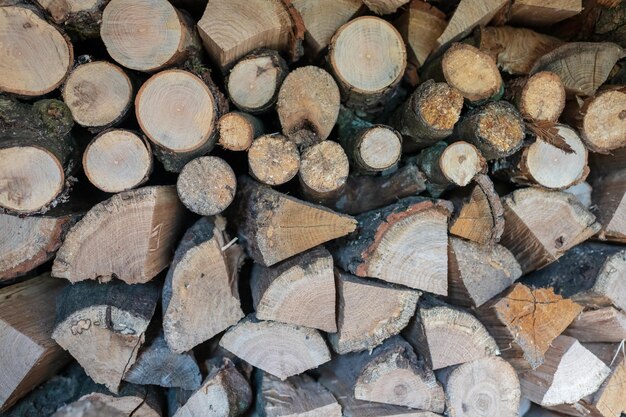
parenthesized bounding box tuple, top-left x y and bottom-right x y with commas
(248, 134, 300, 186)
(418, 82, 464, 133)
(442, 43, 503, 102)
(440, 142, 485, 186)
(299, 141, 349, 199)
(177, 156, 236, 216)
(358, 127, 403, 171)
(517, 71, 566, 122)
(582, 88, 626, 152)
(217, 112, 263, 151)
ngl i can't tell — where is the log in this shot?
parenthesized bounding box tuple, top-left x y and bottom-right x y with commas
(34, 0, 107, 39)
(0, 275, 70, 411)
(362, 0, 409, 14)
(447, 237, 522, 308)
(564, 181, 593, 208)
(0, 5, 73, 96)
(233, 177, 356, 266)
(0, 97, 76, 215)
(395, 0, 446, 66)
(62, 61, 133, 131)
(75, 385, 163, 417)
(83, 129, 153, 193)
(329, 270, 419, 354)
(52, 279, 160, 393)
(402, 298, 499, 370)
(251, 246, 336, 332)
(101, 0, 199, 72)
(217, 112, 264, 151)
(435, 0, 508, 48)
(276, 66, 340, 147)
(389, 80, 463, 149)
(507, 72, 566, 122)
(0, 211, 80, 281)
(298, 141, 350, 202)
(499, 187, 600, 273)
(247, 134, 301, 186)
(256, 372, 342, 417)
(508, 0, 583, 26)
(53, 399, 127, 417)
(329, 16, 407, 120)
(565, 307, 626, 343)
(135, 70, 221, 173)
(591, 169, 626, 242)
(476, 283, 583, 371)
(331, 197, 451, 294)
(226, 49, 288, 114)
(454, 100, 525, 160)
(519, 335, 611, 407)
(52, 186, 186, 284)
(440, 357, 521, 417)
(176, 156, 236, 216)
(163, 216, 244, 353)
(219, 315, 331, 379)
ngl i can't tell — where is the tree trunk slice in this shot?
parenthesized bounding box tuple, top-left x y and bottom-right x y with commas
(251, 246, 336, 332)
(329, 270, 419, 354)
(435, 0, 508, 49)
(508, 0, 583, 26)
(83, 129, 152, 193)
(299, 141, 349, 202)
(217, 112, 264, 151)
(565, 307, 626, 343)
(592, 169, 626, 243)
(395, 0, 446, 66)
(52, 186, 186, 284)
(219, 315, 331, 380)
(53, 399, 127, 417)
(247, 134, 300, 186)
(508, 71, 566, 121)
(163, 216, 244, 353)
(176, 156, 236, 216)
(34, 0, 108, 39)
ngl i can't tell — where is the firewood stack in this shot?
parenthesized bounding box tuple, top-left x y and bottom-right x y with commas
(2, 0, 626, 416)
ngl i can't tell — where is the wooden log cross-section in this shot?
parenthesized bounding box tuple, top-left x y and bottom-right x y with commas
(298, 141, 350, 204)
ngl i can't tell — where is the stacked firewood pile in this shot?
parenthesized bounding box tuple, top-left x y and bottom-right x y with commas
(1, 0, 626, 416)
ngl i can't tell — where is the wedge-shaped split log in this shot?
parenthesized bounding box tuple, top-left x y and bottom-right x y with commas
(592, 169, 626, 243)
(565, 307, 626, 343)
(435, 0, 508, 48)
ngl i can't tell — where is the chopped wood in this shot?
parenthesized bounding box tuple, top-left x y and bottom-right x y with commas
(435, 0, 508, 48)
(565, 307, 626, 343)
(76, 385, 163, 417)
(362, 0, 409, 14)
(298, 141, 349, 202)
(219, 315, 331, 379)
(395, 0, 446, 66)
(564, 181, 593, 208)
(508, 72, 566, 122)
(163, 216, 244, 353)
(251, 246, 336, 332)
(52, 186, 186, 284)
(217, 112, 264, 151)
(247, 134, 300, 186)
(592, 169, 626, 243)
(176, 156, 236, 216)
(34, 0, 106, 39)
(329, 271, 419, 354)
(508, 0, 583, 26)
(53, 399, 127, 417)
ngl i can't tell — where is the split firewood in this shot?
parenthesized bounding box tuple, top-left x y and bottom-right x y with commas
(530, 42, 625, 97)
(508, 0, 583, 26)
(135, 69, 221, 172)
(565, 307, 626, 343)
(34, 0, 107, 39)
(76, 385, 163, 417)
(0, 275, 70, 412)
(362, 0, 409, 14)
(0, 211, 80, 281)
(256, 371, 342, 417)
(329, 270, 419, 354)
(83, 129, 153, 193)
(454, 100, 525, 160)
(435, 0, 508, 49)
(163, 216, 244, 353)
(233, 177, 356, 266)
(329, 16, 407, 120)
(52, 186, 186, 284)
(0, 97, 76, 215)
(389, 80, 463, 149)
(276, 66, 340, 147)
(226, 49, 288, 114)
(332, 197, 451, 294)
(170, 358, 252, 417)
(522, 242, 626, 311)
(217, 112, 264, 151)
(499, 187, 600, 273)
(52, 279, 160, 393)
(476, 283, 583, 371)
(519, 335, 611, 407)
(593, 169, 626, 243)
(53, 399, 127, 417)
(247, 134, 300, 186)
(438, 357, 521, 417)
(336, 106, 402, 173)
(0, 5, 73, 96)
(251, 246, 336, 332)
(507, 72, 566, 122)
(101, 0, 199, 72)
(403, 298, 499, 370)
(564, 181, 593, 208)
(176, 156, 236, 216)
(395, 1, 446, 66)
(474, 26, 564, 75)
(447, 237, 522, 308)
(219, 315, 331, 379)
(448, 174, 505, 245)
(298, 141, 350, 203)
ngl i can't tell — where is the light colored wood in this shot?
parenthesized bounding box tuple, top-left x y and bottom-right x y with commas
(0, 6, 73, 96)
(53, 399, 127, 417)
(251, 246, 336, 332)
(52, 186, 186, 284)
(0, 275, 70, 412)
(198, 0, 292, 71)
(396, 0, 446, 66)
(247, 134, 300, 186)
(83, 129, 152, 193)
(276, 66, 340, 146)
(217, 112, 263, 151)
(176, 156, 236, 216)
(565, 307, 626, 343)
(593, 169, 626, 243)
(442, 43, 503, 102)
(77, 388, 162, 417)
(299, 141, 349, 201)
(34, 0, 107, 38)
(436, 0, 508, 48)
(477, 283, 583, 371)
(564, 181, 593, 208)
(329, 271, 419, 354)
(101, 0, 198, 72)
(447, 237, 521, 308)
(509, 72, 566, 121)
(163, 216, 244, 353)
(363, 0, 409, 14)
(509, 0, 583, 26)
(332, 198, 451, 294)
(442, 357, 521, 417)
(219, 316, 331, 380)
(234, 177, 356, 266)
(499, 187, 600, 273)
(63, 61, 132, 130)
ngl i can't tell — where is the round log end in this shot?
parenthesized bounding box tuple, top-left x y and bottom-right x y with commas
(440, 141, 485, 186)
(177, 156, 237, 216)
(248, 134, 300, 186)
(582, 88, 626, 153)
(299, 141, 349, 195)
(443, 43, 503, 102)
(358, 126, 402, 171)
